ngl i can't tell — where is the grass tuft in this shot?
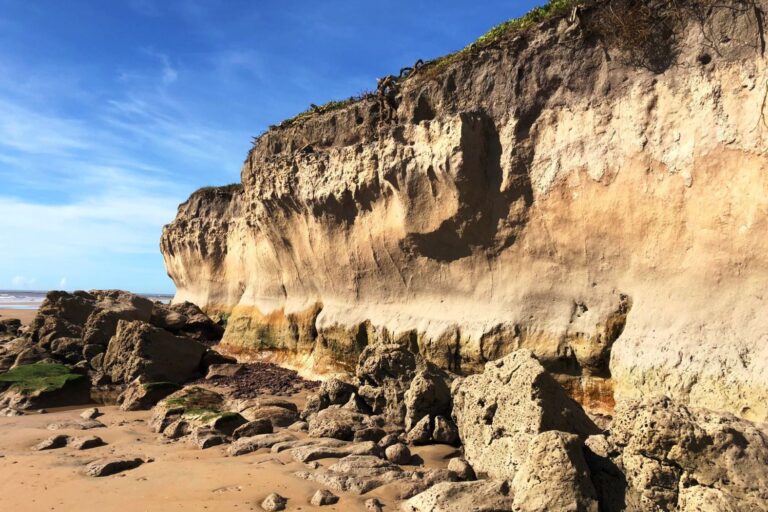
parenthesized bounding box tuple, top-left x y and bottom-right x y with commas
(0, 363, 85, 394)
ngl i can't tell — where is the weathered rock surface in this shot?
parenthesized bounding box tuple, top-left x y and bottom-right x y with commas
(291, 440, 383, 463)
(232, 419, 273, 439)
(161, 0, 768, 422)
(102, 320, 206, 385)
(84, 456, 145, 477)
(261, 493, 287, 512)
(33, 434, 70, 451)
(227, 432, 297, 456)
(403, 480, 516, 512)
(70, 435, 105, 450)
(453, 350, 598, 479)
(117, 378, 182, 411)
(310, 489, 339, 506)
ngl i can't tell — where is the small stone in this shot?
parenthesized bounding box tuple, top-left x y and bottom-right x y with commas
(80, 407, 101, 420)
(447, 457, 476, 481)
(71, 435, 106, 450)
(33, 435, 70, 451)
(385, 443, 412, 465)
(365, 498, 384, 512)
(261, 492, 287, 511)
(310, 489, 339, 506)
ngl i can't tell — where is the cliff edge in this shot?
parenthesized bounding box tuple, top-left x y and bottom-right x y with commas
(162, 0, 768, 421)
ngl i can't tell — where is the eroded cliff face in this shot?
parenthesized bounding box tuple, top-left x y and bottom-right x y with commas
(162, 2, 768, 420)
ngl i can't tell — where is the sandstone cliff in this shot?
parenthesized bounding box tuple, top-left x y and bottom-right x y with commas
(162, 0, 768, 421)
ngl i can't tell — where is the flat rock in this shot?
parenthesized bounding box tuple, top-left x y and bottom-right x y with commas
(271, 437, 346, 454)
(241, 405, 299, 428)
(227, 432, 297, 456)
(84, 456, 144, 477)
(70, 435, 106, 450)
(47, 419, 105, 431)
(403, 480, 516, 512)
(291, 440, 383, 463)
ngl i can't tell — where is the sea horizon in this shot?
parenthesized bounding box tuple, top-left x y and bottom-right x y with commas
(0, 290, 174, 310)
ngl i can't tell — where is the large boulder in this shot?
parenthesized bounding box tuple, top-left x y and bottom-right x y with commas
(404, 364, 451, 431)
(452, 349, 598, 480)
(117, 378, 182, 411)
(0, 362, 90, 409)
(102, 320, 206, 385)
(608, 396, 768, 511)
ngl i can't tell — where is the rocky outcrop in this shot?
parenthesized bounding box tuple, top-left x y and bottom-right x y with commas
(161, 0, 768, 421)
(452, 350, 598, 479)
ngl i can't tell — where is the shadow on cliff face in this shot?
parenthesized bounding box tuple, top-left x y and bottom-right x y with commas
(402, 111, 533, 262)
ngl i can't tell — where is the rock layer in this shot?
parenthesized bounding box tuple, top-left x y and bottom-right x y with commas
(161, 1, 768, 420)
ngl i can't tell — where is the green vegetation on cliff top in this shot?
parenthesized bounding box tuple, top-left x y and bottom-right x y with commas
(0, 363, 85, 394)
(268, 0, 579, 132)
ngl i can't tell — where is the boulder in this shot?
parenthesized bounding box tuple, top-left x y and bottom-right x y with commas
(233, 419, 273, 439)
(356, 344, 418, 424)
(446, 458, 475, 481)
(0, 363, 90, 410)
(118, 378, 182, 411)
(151, 301, 224, 344)
(102, 320, 206, 385)
(511, 431, 598, 512)
(609, 396, 768, 511)
(308, 407, 370, 441)
(385, 443, 411, 464)
(406, 415, 432, 445)
(149, 386, 245, 438)
(404, 364, 451, 431)
(33, 434, 70, 451)
(302, 377, 357, 418)
(452, 350, 598, 479)
(241, 405, 299, 428)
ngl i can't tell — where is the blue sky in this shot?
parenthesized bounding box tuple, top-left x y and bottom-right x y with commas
(0, 0, 540, 294)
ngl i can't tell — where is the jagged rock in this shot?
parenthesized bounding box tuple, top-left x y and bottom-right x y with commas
(118, 378, 181, 411)
(80, 407, 100, 420)
(150, 301, 223, 343)
(308, 407, 370, 441)
(0, 318, 22, 336)
(70, 435, 105, 450)
(609, 396, 768, 511)
(205, 363, 244, 379)
(385, 443, 411, 464)
(406, 415, 432, 445)
(446, 458, 475, 481)
(302, 377, 357, 417)
(403, 480, 516, 512)
(399, 469, 461, 500)
(82, 343, 104, 361)
(404, 364, 451, 431)
(310, 489, 339, 506)
(432, 416, 459, 446)
(47, 419, 105, 430)
(84, 456, 144, 477)
(241, 405, 299, 428)
(261, 492, 287, 511)
(162, 418, 191, 440)
(33, 434, 70, 451)
(291, 440, 383, 463)
(356, 344, 418, 423)
(50, 337, 84, 362)
(233, 419, 273, 439)
(452, 350, 598, 479)
(102, 320, 206, 385)
(227, 432, 297, 456)
(365, 498, 384, 512)
(354, 426, 387, 442)
(511, 431, 598, 512)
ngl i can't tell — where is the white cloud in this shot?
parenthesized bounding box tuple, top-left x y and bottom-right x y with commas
(11, 275, 37, 290)
(59, 277, 68, 289)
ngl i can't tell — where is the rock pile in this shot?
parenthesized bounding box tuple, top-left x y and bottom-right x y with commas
(0, 290, 227, 411)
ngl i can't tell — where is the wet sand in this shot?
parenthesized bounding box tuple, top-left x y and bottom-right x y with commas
(0, 402, 457, 512)
(0, 308, 37, 325)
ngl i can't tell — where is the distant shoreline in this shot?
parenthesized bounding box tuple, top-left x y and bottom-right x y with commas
(0, 308, 37, 325)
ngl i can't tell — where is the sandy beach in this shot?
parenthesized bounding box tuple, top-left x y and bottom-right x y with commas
(0, 308, 37, 325)
(0, 398, 456, 512)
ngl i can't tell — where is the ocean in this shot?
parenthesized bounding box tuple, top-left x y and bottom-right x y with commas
(0, 290, 174, 310)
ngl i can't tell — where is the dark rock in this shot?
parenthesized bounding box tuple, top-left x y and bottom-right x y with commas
(233, 419, 273, 439)
(118, 378, 182, 411)
(431, 416, 459, 446)
(84, 456, 144, 477)
(33, 434, 70, 451)
(70, 435, 105, 450)
(354, 427, 387, 443)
